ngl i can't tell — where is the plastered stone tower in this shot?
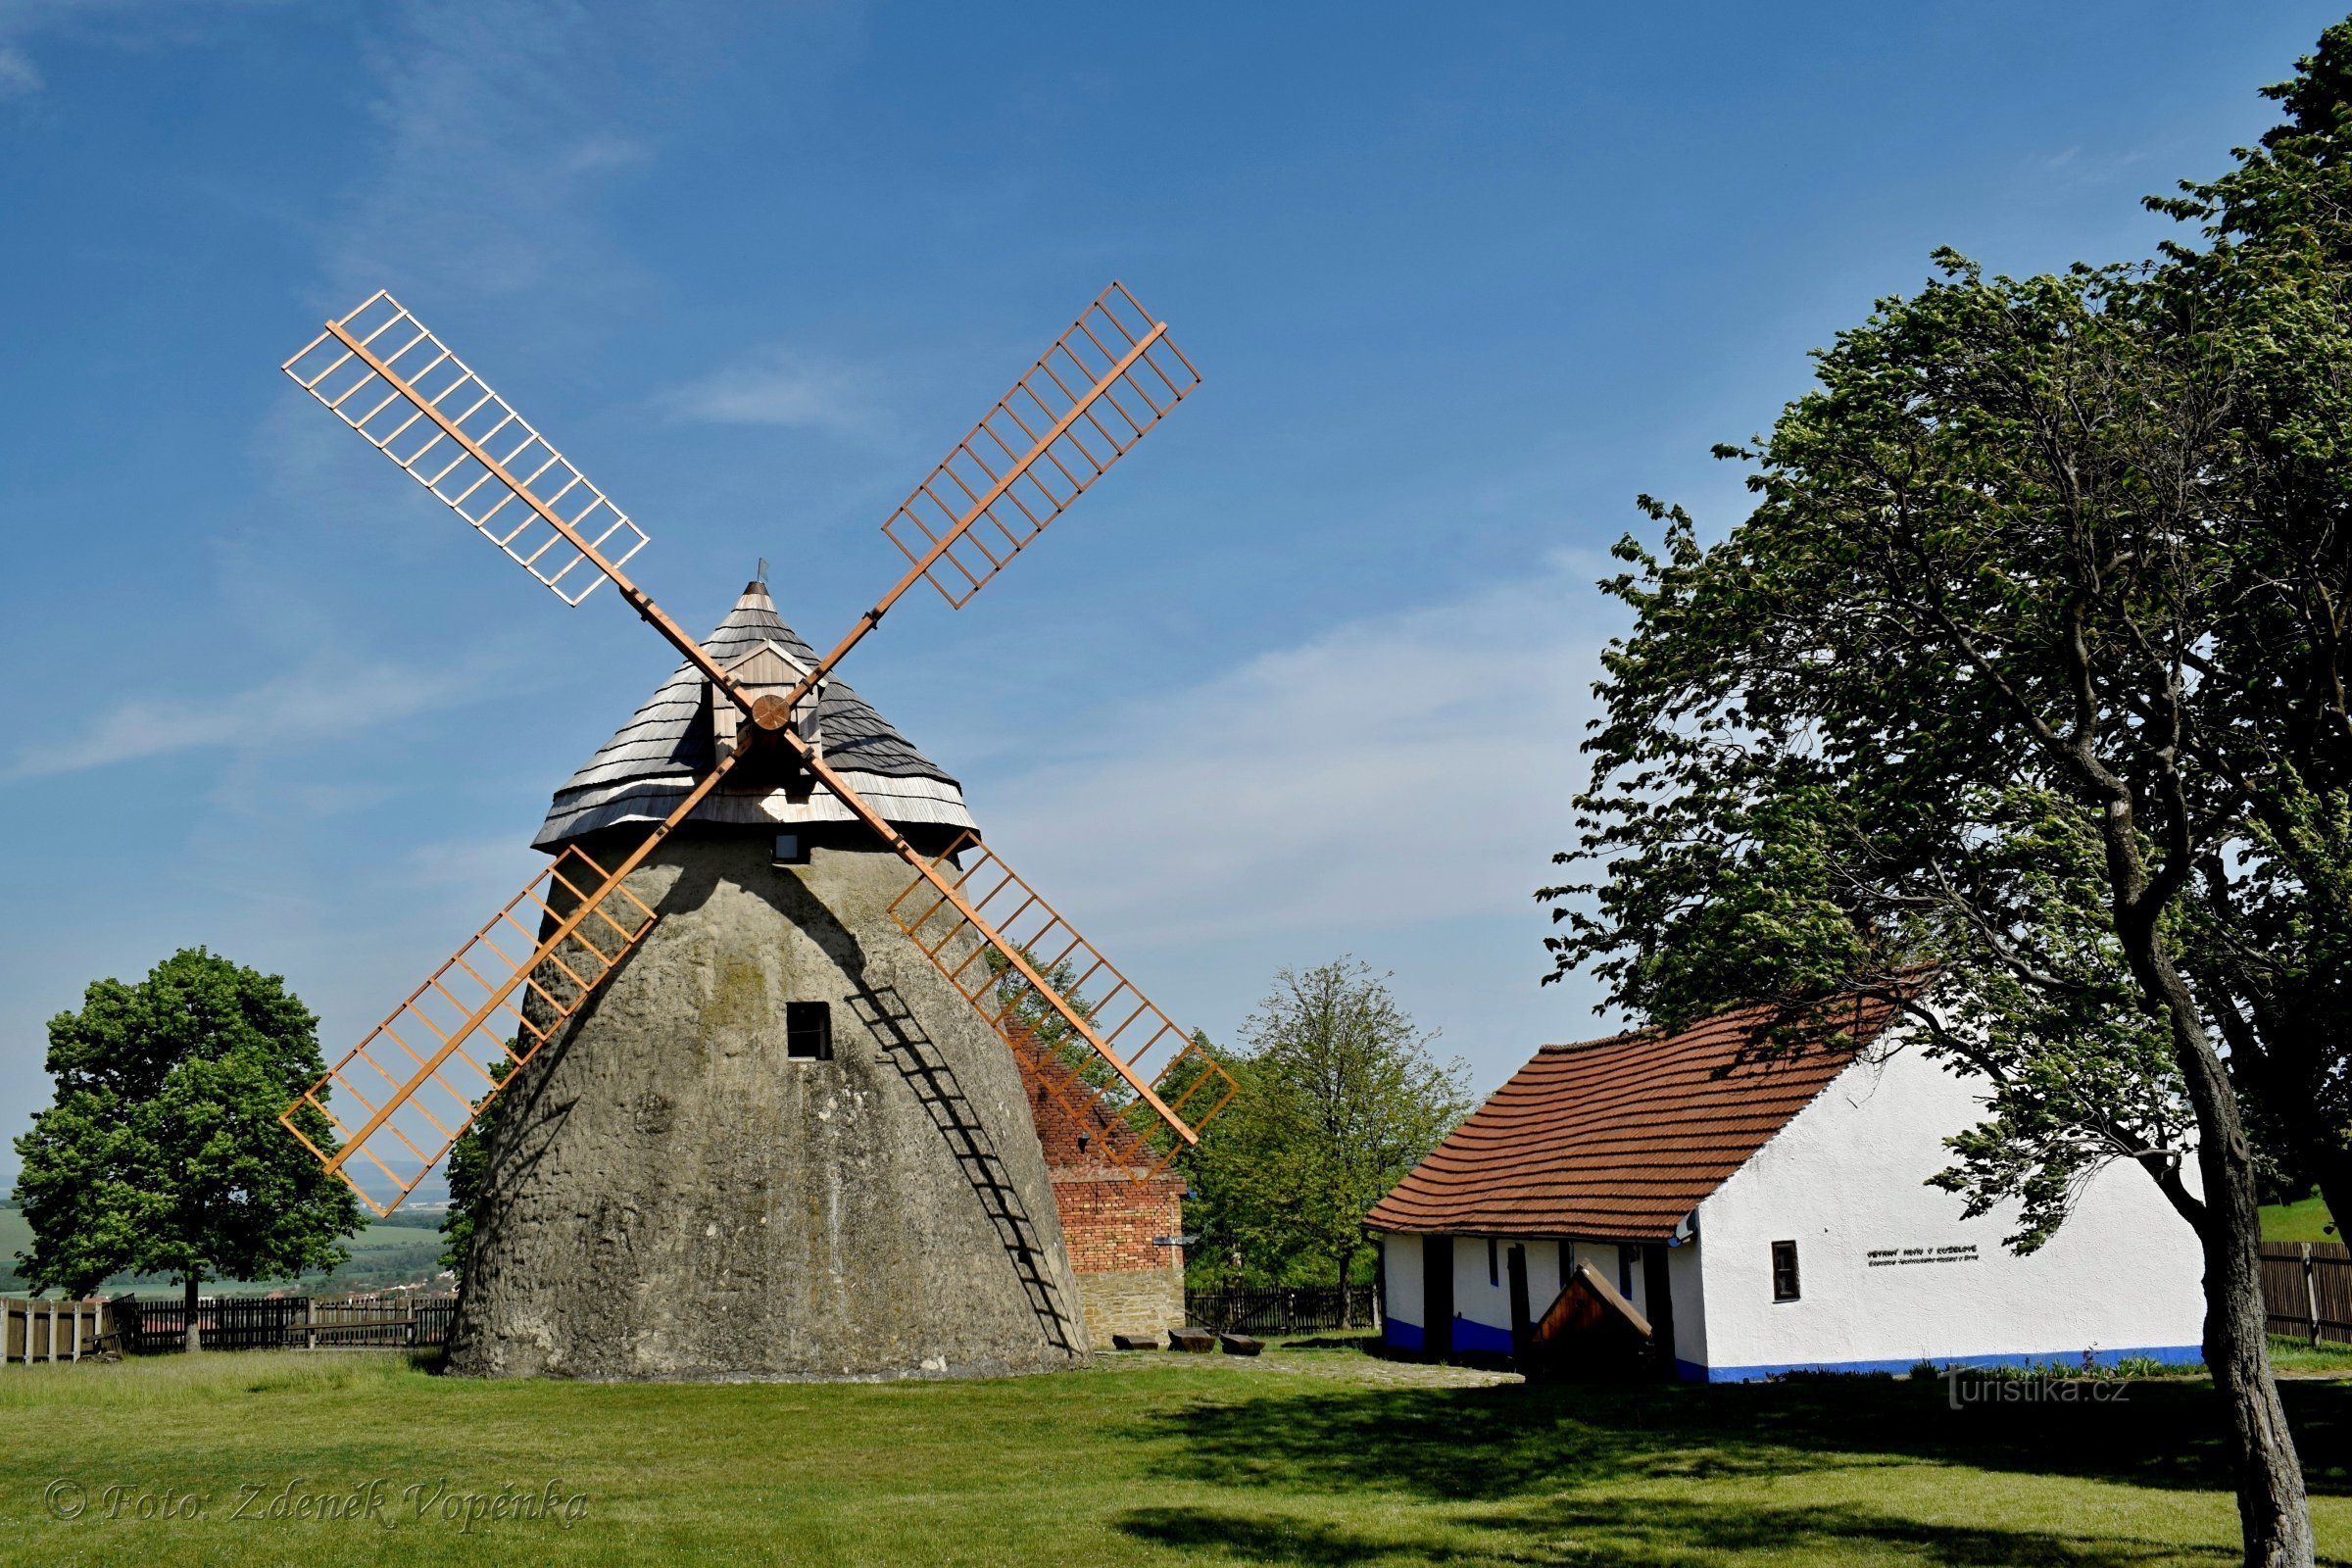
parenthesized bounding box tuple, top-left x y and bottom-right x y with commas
(444, 582, 1090, 1381)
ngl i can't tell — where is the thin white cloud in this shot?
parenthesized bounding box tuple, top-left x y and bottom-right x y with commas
(0, 41, 37, 95)
(973, 564, 1611, 951)
(320, 1, 661, 306)
(6, 656, 493, 779)
(655, 349, 893, 439)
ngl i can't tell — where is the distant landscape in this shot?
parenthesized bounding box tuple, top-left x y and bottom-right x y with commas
(0, 1201, 454, 1298)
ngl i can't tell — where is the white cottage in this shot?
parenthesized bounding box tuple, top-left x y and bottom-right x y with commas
(1366, 995, 2206, 1381)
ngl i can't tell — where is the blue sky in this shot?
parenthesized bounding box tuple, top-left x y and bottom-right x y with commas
(0, 1, 2337, 1181)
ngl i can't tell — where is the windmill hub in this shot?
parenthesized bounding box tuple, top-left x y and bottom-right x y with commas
(750, 693, 796, 731)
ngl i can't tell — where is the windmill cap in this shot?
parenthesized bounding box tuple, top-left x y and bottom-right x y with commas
(529, 579, 975, 850)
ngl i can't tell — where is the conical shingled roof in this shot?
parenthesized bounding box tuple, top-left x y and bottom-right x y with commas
(533, 580, 976, 850)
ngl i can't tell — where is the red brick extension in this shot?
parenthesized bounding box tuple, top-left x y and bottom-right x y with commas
(1015, 1049, 1187, 1338)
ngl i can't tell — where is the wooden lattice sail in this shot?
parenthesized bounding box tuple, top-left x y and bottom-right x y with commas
(889, 834, 1237, 1181)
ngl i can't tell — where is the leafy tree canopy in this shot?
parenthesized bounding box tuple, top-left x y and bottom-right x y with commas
(1185, 959, 1470, 1290)
(11, 948, 362, 1309)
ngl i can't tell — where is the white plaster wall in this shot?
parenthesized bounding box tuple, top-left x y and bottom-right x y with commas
(1382, 1231, 1423, 1329)
(1453, 1238, 1570, 1331)
(1453, 1235, 1511, 1334)
(1666, 1242, 1707, 1367)
(1690, 1031, 2205, 1377)
(1527, 1239, 1567, 1313)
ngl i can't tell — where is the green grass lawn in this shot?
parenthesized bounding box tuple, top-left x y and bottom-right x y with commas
(0, 1344, 2345, 1567)
(2267, 1191, 2342, 1245)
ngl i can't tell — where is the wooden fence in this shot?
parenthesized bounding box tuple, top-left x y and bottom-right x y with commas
(1184, 1286, 1379, 1336)
(2, 1297, 113, 1363)
(2, 1294, 457, 1359)
(2261, 1241, 2352, 1346)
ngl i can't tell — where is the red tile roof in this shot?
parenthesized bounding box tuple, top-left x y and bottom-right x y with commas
(1365, 993, 1911, 1242)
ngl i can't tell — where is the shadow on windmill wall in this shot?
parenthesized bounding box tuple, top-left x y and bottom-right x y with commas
(447, 845, 733, 1348)
(849, 983, 1082, 1357)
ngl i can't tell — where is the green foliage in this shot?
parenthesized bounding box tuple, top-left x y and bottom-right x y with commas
(1184, 959, 1470, 1288)
(2137, 18, 2352, 1233)
(1544, 251, 2230, 1250)
(438, 1057, 515, 1283)
(9, 948, 361, 1298)
(1542, 17, 2352, 1276)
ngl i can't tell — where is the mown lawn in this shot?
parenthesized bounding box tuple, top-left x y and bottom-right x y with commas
(0, 1344, 2346, 1567)
(2266, 1190, 2342, 1245)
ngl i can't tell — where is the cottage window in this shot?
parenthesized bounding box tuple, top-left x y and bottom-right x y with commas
(786, 1002, 833, 1061)
(1770, 1240, 1800, 1302)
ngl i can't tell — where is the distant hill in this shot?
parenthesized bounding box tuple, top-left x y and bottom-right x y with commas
(0, 1202, 454, 1297)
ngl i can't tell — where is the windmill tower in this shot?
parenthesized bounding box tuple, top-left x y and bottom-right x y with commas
(275, 286, 1235, 1380)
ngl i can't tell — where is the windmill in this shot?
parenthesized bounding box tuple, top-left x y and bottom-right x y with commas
(275, 284, 1236, 1378)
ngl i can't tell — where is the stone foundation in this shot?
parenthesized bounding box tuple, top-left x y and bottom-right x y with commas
(1074, 1264, 1187, 1345)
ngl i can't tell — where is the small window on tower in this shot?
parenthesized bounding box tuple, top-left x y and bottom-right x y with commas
(772, 832, 808, 866)
(1771, 1240, 1801, 1302)
(785, 1002, 833, 1061)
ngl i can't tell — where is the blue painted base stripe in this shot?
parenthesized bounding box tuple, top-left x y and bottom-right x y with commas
(1451, 1317, 1513, 1356)
(1383, 1316, 1515, 1356)
(1676, 1344, 2204, 1384)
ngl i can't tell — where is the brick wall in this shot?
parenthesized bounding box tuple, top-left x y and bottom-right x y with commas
(1017, 1049, 1190, 1339)
(1051, 1169, 1186, 1273)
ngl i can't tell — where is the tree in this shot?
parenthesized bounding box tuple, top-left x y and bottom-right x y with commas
(1541, 248, 2317, 1563)
(1185, 959, 1470, 1298)
(2143, 19, 2352, 1239)
(11, 949, 362, 1348)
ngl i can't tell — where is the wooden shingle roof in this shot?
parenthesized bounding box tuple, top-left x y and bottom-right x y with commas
(1365, 993, 1912, 1243)
(534, 580, 976, 849)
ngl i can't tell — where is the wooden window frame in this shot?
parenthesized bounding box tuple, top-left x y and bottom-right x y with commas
(1770, 1239, 1800, 1302)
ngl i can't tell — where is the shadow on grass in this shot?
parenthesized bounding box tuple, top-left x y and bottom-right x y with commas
(1119, 1494, 2242, 1567)
(1120, 1375, 2349, 1505)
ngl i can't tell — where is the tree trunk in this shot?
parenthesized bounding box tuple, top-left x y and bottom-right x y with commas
(181, 1272, 201, 1354)
(2139, 947, 2315, 1566)
(1339, 1246, 1355, 1329)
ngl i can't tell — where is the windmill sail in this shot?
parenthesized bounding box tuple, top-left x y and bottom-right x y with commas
(283, 847, 661, 1215)
(881, 281, 1200, 611)
(282, 291, 651, 606)
(886, 832, 1238, 1180)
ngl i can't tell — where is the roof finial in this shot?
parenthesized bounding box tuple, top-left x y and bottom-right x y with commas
(757, 557, 768, 585)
